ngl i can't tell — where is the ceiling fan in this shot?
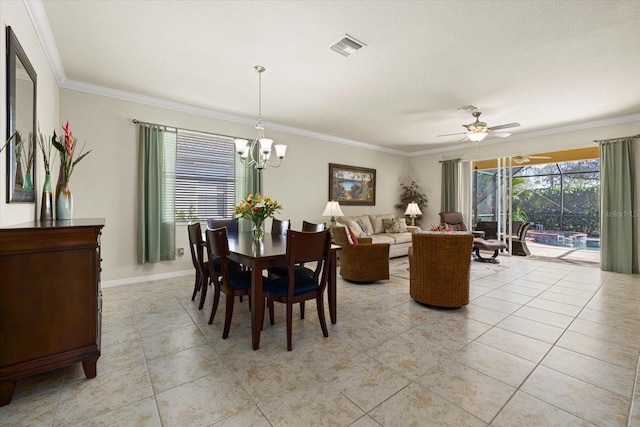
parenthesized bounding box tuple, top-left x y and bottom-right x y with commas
(438, 110, 520, 142)
(512, 155, 552, 164)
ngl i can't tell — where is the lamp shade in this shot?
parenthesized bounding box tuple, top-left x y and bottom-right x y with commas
(322, 201, 345, 218)
(404, 202, 422, 217)
(467, 131, 488, 142)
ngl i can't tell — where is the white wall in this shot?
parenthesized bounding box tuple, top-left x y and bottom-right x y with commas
(59, 89, 410, 284)
(0, 1, 59, 226)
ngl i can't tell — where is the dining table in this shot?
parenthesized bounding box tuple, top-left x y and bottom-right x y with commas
(225, 231, 339, 350)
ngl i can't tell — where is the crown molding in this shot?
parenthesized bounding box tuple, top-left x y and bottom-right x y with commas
(24, 0, 66, 86)
(62, 79, 409, 156)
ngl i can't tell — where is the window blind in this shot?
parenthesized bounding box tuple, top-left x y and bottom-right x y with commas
(175, 129, 236, 222)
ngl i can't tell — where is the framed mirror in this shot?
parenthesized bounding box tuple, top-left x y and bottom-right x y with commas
(6, 26, 37, 203)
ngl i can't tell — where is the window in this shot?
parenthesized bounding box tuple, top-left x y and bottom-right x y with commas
(175, 129, 237, 222)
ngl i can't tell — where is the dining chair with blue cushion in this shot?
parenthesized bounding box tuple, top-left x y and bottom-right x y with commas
(187, 222, 210, 310)
(207, 217, 238, 234)
(267, 218, 314, 318)
(205, 227, 253, 338)
(302, 220, 325, 232)
(271, 218, 290, 235)
(206, 217, 244, 274)
(263, 229, 331, 350)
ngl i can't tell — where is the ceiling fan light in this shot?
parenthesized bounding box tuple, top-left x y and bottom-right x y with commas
(468, 132, 488, 142)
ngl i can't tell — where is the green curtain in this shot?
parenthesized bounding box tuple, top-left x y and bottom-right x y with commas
(600, 139, 638, 273)
(138, 124, 177, 263)
(441, 160, 459, 212)
(235, 143, 261, 232)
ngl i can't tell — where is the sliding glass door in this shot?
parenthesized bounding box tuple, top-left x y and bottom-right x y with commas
(471, 153, 600, 261)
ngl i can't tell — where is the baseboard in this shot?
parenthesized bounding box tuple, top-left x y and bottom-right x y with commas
(102, 270, 193, 288)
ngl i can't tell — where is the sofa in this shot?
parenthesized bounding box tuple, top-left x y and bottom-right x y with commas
(336, 213, 420, 258)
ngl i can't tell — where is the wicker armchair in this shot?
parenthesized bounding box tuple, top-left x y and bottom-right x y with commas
(409, 232, 474, 308)
(332, 226, 390, 283)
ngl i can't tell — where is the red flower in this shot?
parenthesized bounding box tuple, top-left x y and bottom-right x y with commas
(62, 121, 74, 156)
(252, 206, 260, 212)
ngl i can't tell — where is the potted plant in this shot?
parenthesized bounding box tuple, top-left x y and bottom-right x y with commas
(395, 180, 428, 226)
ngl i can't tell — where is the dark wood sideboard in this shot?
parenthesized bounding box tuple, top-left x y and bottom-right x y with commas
(0, 219, 104, 406)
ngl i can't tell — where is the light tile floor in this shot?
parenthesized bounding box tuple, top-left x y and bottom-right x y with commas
(2, 256, 640, 426)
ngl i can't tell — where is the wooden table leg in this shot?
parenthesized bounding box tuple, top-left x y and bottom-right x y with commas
(328, 248, 337, 324)
(0, 380, 16, 406)
(251, 263, 264, 350)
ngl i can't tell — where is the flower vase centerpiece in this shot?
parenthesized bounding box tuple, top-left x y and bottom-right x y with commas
(52, 121, 91, 220)
(234, 194, 282, 241)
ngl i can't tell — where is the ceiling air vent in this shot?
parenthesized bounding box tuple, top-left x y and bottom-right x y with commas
(330, 34, 366, 57)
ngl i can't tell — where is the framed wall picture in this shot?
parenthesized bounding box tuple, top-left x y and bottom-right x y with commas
(328, 163, 376, 206)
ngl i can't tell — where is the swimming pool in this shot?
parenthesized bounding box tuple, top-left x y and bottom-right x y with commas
(527, 230, 600, 250)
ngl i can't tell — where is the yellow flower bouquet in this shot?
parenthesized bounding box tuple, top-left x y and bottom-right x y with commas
(234, 194, 282, 240)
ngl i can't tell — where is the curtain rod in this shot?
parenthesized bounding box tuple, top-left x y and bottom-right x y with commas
(132, 119, 237, 141)
(132, 118, 175, 130)
(592, 134, 640, 144)
(439, 158, 461, 163)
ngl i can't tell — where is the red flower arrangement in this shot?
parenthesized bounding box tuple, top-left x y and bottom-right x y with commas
(51, 121, 91, 183)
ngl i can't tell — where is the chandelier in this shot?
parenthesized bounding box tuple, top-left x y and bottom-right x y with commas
(235, 66, 287, 170)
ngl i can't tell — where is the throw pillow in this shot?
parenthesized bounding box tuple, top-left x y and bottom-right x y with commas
(370, 214, 395, 235)
(382, 218, 403, 233)
(356, 216, 374, 236)
(335, 225, 353, 244)
(348, 220, 366, 238)
(347, 227, 359, 245)
(398, 218, 408, 232)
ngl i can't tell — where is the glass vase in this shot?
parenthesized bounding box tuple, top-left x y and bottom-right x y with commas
(55, 164, 66, 213)
(56, 182, 73, 220)
(252, 220, 265, 241)
(40, 174, 54, 221)
(23, 171, 33, 190)
(14, 160, 24, 187)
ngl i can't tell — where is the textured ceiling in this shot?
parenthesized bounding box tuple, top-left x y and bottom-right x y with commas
(39, 0, 640, 153)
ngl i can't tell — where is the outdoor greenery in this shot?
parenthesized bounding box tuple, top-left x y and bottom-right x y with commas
(176, 204, 199, 223)
(473, 160, 600, 237)
(514, 185, 600, 236)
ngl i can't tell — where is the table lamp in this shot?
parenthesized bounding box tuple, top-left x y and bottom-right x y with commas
(322, 201, 344, 226)
(404, 202, 422, 226)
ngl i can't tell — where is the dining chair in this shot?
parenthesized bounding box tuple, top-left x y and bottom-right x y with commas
(205, 227, 253, 338)
(263, 229, 332, 351)
(271, 218, 291, 235)
(207, 217, 238, 234)
(187, 222, 210, 310)
(268, 218, 313, 319)
(302, 220, 325, 232)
